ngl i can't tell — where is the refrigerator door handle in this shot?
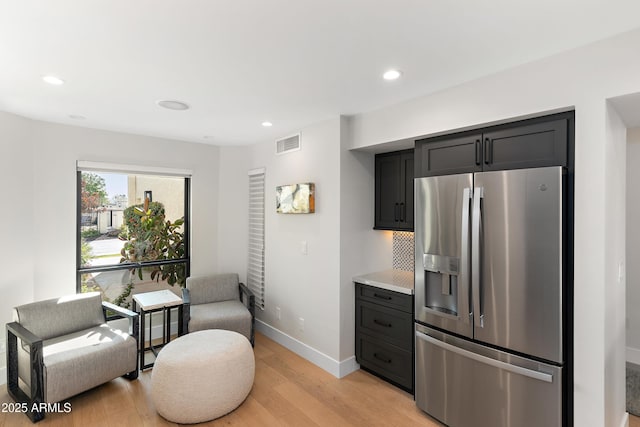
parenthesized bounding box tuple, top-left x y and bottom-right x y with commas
(472, 186, 484, 328)
(460, 187, 472, 324)
(415, 330, 554, 383)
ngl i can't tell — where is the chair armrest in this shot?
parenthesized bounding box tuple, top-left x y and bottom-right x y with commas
(239, 283, 255, 347)
(181, 288, 191, 335)
(239, 283, 255, 317)
(102, 301, 139, 341)
(6, 322, 45, 421)
(103, 301, 138, 319)
(7, 321, 42, 347)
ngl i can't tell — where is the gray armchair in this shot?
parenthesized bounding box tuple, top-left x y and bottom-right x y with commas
(6, 292, 138, 422)
(182, 273, 255, 346)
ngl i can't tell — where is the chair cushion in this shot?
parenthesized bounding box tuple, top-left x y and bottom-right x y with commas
(187, 273, 239, 304)
(18, 324, 137, 403)
(188, 300, 252, 342)
(13, 292, 104, 340)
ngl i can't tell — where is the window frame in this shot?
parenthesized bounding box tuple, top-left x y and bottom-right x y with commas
(75, 170, 191, 295)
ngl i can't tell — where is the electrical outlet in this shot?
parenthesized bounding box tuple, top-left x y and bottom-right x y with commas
(275, 306, 281, 320)
(300, 241, 308, 255)
(0, 342, 5, 353)
(298, 317, 304, 332)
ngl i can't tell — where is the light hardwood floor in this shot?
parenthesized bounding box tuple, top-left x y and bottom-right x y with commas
(0, 332, 442, 427)
(1, 332, 639, 426)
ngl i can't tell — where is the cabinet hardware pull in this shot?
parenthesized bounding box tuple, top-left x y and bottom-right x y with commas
(373, 353, 392, 364)
(484, 138, 490, 165)
(399, 202, 405, 222)
(373, 293, 392, 300)
(475, 139, 481, 165)
(394, 203, 399, 221)
(373, 319, 392, 328)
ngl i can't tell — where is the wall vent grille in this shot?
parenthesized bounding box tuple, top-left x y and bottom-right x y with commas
(276, 133, 301, 155)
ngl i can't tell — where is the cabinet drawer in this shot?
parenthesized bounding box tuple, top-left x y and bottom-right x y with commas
(356, 300, 413, 350)
(356, 333, 413, 392)
(356, 283, 413, 313)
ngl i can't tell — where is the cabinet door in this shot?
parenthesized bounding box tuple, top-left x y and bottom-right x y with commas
(483, 118, 568, 171)
(375, 153, 401, 229)
(397, 151, 414, 230)
(415, 133, 482, 177)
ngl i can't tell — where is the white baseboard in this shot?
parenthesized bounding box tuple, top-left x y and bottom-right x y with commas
(620, 411, 629, 427)
(255, 319, 359, 379)
(627, 346, 640, 365)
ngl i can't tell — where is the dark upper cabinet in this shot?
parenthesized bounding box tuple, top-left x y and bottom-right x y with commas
(415, 132, 483, 177)
(415, 111, 572, 177)
(483, 118, 567, 171)
(375, 149, 414, 231)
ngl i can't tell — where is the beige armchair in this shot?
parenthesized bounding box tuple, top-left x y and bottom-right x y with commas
(6, 292, 138, 422)
(182, 273, 255, 346)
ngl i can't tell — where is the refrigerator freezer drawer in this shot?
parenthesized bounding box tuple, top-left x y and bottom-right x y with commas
(415, 325, 562, 427)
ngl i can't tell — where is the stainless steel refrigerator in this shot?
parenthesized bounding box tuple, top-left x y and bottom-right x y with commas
(414, 166, 564, 427)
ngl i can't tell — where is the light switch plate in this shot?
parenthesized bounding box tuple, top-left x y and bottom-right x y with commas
(619, 261, 625, 283)
(301, 241, 308, 255)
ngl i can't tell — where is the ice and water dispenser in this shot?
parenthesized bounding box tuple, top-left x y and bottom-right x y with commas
(421, 254, 459, 316)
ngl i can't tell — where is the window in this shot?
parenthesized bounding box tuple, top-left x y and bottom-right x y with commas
(77, 162, 190, 308)
(247, 168, 265, 309)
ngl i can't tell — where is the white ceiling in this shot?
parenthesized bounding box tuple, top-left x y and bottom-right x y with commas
(2, 0, 640, 146)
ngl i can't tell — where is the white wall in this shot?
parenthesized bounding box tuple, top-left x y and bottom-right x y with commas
(347, 27, 640, 427)
(0, 111, 221, 352)
(627, 127, 640, 363)
(25, 120, 221, 301)
(240, 118, 343, 360)
(604, 103, 627, 426)
(0, 112, 36, 378)
(217, 116, 393, 372)
(216, 145, 250, 280)
(338, 116, 393, 361)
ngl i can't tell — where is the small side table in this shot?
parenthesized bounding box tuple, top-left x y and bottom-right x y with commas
(132, 289, 184, 370)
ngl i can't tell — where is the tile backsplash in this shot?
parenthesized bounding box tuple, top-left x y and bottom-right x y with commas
(392, 231, 414, 272)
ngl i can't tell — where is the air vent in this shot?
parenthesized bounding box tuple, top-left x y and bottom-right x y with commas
(276, 133, 301, 155)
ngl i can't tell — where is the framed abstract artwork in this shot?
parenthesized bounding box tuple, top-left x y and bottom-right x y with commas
(276, 183, 315, 213)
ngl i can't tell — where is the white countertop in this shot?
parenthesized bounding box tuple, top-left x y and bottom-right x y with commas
(353, 269, 414, 295)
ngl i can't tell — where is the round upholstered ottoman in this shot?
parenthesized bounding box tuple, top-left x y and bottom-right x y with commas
(151, 329, 255, 424)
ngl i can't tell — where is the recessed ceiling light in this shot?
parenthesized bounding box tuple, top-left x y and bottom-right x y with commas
(157, 100, 190, 111)
(262, 121, 273, 127)
(43, 75, 65, 85)
(383, 69, 402, 80)
(69, 114, 86, 120)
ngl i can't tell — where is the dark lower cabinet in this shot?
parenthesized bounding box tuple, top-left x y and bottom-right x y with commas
(415, 111, 573, 177)
(355, 283, 414, 393)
